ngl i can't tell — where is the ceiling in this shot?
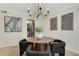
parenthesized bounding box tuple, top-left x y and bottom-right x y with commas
(0, 3, 78, 13)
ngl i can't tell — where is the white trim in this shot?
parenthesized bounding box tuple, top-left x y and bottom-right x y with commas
(66, 48, 79, 55)
(0, 43, 19, 48)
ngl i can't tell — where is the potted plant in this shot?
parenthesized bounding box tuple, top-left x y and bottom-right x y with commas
(35, 27, 43, 38)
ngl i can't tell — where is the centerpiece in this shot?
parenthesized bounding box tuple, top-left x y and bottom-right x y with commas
(35, 27, 43, 38)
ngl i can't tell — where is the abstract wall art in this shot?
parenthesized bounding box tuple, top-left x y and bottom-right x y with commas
(4, 16, 22, 32)
(50, 17, 57, 30)
(61, 13, 73, 30)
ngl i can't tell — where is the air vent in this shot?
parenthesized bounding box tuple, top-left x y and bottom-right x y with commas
(1, 10, 7, 13)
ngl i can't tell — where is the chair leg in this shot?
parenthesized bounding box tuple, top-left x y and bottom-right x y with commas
(59, 53, 65, 56)
(19, 47, 24, 56)
(19, 47, 22, 56)
(51, 53, 55, 56)
(20, 51, 23, 56)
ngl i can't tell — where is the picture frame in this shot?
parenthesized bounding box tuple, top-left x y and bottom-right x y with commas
(61, 12, 73, 30)
(50, 17, 57, 30)
(4, 16, 22, 32)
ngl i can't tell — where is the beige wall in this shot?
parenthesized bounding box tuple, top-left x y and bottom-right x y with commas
(0, 9, 28, 47)
(41, 4, 79, 53)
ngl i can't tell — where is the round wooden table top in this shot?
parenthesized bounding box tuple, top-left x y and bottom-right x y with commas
(26, 36, 54, 43)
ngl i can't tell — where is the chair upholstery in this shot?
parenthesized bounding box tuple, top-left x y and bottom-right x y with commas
(19, 39, 32, 56)
(50, 39, 66, 56)
(26, 45, 50, 56)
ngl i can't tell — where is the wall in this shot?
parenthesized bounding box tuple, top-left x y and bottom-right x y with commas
(0, 9, 28, 47)
(41, 4, 79, 53)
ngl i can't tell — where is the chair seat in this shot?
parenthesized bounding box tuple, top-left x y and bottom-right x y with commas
(26, 45, 50, 56)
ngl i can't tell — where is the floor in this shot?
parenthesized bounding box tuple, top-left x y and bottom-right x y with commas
(0, 45, 19, 56)
(0, 45, 78, 56)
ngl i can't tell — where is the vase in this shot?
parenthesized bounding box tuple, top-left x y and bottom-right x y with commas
(35, 32, 43, 38)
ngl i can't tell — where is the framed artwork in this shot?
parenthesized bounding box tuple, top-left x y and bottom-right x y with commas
(4, 16, 22, 32)
(50, 17, 57, 30)
(61, 13, 73, 30)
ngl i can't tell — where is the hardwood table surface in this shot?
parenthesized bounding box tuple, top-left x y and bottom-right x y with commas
(26, 36, 54, 52)
(26, 36, 54, 44)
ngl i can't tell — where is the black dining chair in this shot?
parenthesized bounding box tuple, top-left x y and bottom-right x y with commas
(50, 39, 66, 56)
(19, 39, 32, 56)
(26, 45, 50, 56)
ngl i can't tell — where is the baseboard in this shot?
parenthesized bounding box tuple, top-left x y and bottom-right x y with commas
(0, 43, 19, 48)
(66, 48, 79, 56)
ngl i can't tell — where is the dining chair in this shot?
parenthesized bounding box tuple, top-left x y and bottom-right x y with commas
(26, 45, 50, 56)
(50, 39, 66, 56)
(19, 39, 32, 56)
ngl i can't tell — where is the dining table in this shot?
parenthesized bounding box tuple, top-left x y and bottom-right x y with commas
(26, 36, 54, 52)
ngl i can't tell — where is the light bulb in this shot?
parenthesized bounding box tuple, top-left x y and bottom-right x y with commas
(29, 12, 31, 14)
(28, 8, 30, 10)
(39, 3, 41, 7)
(47, 8, 49, 14)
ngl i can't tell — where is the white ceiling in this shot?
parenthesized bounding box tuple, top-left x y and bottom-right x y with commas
(0, 3, 78, 13)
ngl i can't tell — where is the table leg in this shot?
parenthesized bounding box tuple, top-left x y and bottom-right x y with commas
(35, 43, 47, 52)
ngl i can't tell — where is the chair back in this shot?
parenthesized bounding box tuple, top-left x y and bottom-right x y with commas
(50, 39, 66, 56)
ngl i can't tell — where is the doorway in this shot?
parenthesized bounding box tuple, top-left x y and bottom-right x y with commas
(27, 19, 35, 37)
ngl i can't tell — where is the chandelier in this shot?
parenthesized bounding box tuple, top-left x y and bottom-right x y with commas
(27, 3, 49, 19)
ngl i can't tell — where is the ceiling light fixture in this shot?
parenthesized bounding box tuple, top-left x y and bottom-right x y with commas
(27, 3, 49, 19)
